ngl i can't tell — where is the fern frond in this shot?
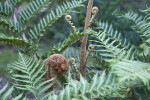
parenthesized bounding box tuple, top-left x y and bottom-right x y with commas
(95, 21, 134, 49)
(137, 52, 150, 63)
(110, 59, 150, 89)
(19, 0, 50, 23)
(91, 21, 137, 64)
(0, 2, 13, 16)
(48, 71, 142, 99)
(91, 31, 137, 60)
(0, 78, 25, 100)
(116, 11, 150, 45)
(90, 21, 138, 68)
(0, 18, 23, 34)
(51, 29, 92, 54)
(9, 53, 54, 99)
(29, 0, 86, 40)
(0, 33, 35, 51)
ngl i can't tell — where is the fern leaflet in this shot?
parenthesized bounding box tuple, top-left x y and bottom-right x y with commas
(51, 29, 93, 54)
(0, 33, 35, 51)
(0, 78, 25, 100)
(0, 18, 23, 34)
(0, 1, 13, 16)
(19, 0, 51, 23)
(9, 53, 54, 99)
(115, 11, 150, 46)
(110, 59, 150, 89)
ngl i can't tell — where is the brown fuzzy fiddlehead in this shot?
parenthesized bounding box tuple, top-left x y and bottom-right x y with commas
(45, 54, 69, 91)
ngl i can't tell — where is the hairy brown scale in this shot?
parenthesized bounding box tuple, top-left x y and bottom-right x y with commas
(45, 54, 69, 91)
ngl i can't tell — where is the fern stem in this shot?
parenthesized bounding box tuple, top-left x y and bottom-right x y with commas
(80, 0, 93, 77)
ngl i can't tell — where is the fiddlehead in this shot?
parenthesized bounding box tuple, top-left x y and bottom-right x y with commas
(90, 6, 99, 26)
(86, 44, 94, 62)
(45, 54, 69, 91)
(70, 57, 80, 80)
(65, 15, 76, 32)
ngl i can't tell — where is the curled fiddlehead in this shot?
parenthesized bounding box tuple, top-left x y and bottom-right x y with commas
(90, 6, 99, 26)
(45, 54, 69, 90)
(86, 44, 95, 62)
(65, 15, 76, 32)
(70, 57, 79, 80)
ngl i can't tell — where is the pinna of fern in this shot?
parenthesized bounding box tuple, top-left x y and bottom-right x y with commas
(90, 20, 138, 69)
(110, 59, 150, 89)
(8, 52, 54, 100)
(0, 1, 13, 16)
(0, 78, 26, 100)
(114, 9, 150, 51)
(0, 18, 23, 34)
(18, 0, 51, 23)
(0, 33, 37, 52)
(50, 29, 94, 55)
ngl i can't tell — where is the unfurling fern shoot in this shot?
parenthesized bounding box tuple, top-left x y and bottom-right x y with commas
(45, 54, 69, 90)
(65, 15, 76, 32)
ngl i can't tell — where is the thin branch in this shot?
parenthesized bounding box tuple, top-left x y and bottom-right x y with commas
(80, 0, 94, 77)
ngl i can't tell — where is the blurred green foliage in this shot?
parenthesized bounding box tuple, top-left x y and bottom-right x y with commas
(0, 50, 17, 74)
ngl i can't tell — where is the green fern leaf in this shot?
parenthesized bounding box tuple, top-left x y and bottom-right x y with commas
(0, 2, 13, 16)
(29, 0, 86, 40)
(19, 0, 51, 23)
(110, 59, 150, 89)
(9, 53, 54, 99)
(50, 29, 92, 54)
(91, 31, 136, 60)
(0, 78, 25, 100)
(48, 71, 142, 99)
(91, 21, 137, 68)
(0, 33, 36, 51)
(0, 18, 23, 34)
(115, 11, 150, 46)
(7, 0, 24, 7)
